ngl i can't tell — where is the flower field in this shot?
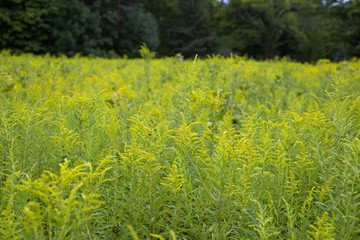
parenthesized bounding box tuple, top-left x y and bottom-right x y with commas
(1, 50, 360, 239)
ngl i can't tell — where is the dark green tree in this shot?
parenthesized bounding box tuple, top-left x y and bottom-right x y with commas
(141, 0, 179, 56)
(1, 0, 359, 61)
(167, 0, 218, 58)
(218, 0, 317, 59)
(0, 0, 120, 57)
(48, 0, 119, 57)
(335, 0, 360, 58)
(0, 0, 55, 54)
(288, 0, 355, 62)
(117, 4, 159, 57)
(290, 14, 333, 61)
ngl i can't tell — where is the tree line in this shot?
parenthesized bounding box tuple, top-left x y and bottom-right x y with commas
(0, 0, 359, 61)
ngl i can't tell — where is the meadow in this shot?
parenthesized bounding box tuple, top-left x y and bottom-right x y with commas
(1, 48, 360, 239)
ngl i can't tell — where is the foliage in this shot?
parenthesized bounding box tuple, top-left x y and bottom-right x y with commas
(118, 4, 159, 58)
(167, 0, 218, 58)
(49, 0, 119, 57)
(1, 52, 360, 238)
(1, 0, 360, 60)
(0, 0, 55, 54)
(0, 0, 119, 57)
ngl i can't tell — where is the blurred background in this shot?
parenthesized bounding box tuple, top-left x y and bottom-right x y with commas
(0, 0, 359, 61)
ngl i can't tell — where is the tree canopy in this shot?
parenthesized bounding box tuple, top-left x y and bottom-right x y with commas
(0, 0, 358, 61)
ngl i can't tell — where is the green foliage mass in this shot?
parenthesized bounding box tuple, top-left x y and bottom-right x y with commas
(48, 0, 119, 57)
(1, 50, 360, 239)
(167, 0, 218, 58)
(0, 0, 55, 53)
(1, 0, 360, 60)
(118, 5, 159, 58)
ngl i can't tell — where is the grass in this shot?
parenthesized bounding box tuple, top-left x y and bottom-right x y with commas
(1, 48, 360, 239)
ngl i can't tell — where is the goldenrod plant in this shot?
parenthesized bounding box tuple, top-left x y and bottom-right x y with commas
(1, 49, 360, 239)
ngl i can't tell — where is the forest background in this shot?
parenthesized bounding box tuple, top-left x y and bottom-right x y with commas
(1, 0, 359, 61)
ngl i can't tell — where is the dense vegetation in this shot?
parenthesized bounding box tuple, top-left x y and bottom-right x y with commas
(1, 49, 360, 239)
(1, 0, 360, 61)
